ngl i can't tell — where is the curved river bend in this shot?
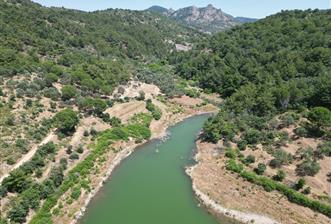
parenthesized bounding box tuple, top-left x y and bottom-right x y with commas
(80, 115, 226, 224)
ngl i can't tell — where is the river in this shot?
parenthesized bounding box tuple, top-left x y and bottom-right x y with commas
(80, 115, 225, 224)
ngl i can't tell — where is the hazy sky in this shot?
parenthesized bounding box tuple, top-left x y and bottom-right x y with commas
(32, 0, 330, 18)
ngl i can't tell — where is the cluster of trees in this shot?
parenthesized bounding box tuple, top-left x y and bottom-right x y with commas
(1, 142, 57, 195)
(146, 99, 162, 120)
(181, 9, 331, 148)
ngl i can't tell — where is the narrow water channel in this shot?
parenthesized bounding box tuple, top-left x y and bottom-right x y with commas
(80, 115, 224, 224)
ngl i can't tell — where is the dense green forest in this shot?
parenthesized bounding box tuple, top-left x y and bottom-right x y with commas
(0, 0, 199, 96)
(171, 9, 331, 143)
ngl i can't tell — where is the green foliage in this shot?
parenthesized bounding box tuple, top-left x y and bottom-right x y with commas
(295, 178, 306, 190)
(315, 141, 331, 159)
(1, 142, 57, 194)
(296, 159, 320, 176)
(273, 170, 286, 181)
(77, 97, 108, 117)
(226, 159, 244, 173)
(109, 117, 122, 127)
(244, 155, 256, 165)
(61, 85, 77, 101)
(53, 109, 79, 134)
(70, 186, 81, 200)
(269, 150, 293, 168)
(308, 107, 331, 128)
(129, 113, 152, 127)
(146, 99, 162, 120)
(254, 163, 266, 175)
(44, 73, 59, 87)
(225, 148, 237, 159)
(175, 9, 331, 144)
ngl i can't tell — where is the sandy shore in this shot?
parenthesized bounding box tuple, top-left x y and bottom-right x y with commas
(186, 165, 280, 224)
(187, 140, 331, 224)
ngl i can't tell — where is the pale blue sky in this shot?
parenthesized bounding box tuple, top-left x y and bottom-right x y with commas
(32, 0, 330, 18)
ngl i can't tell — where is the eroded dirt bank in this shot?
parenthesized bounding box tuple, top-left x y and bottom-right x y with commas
(188, 140, 331, 224)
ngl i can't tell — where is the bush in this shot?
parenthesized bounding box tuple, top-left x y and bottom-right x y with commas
(314, 141, 331, 159)
(273, 170, 286, 181)
(53, 109, 79, 134)
(225, 148, 237, 159)
(226, 159, 244, 173)
(69, 153, 79, 160)
(61, 85, 77, 101)
(146, 99, 162, 120)
(296, 159, 320, 176)
(254, 163, 266, 175)
(237, 140, 247, 151)
(76, 145, 84, 154)
(294, 127, 309, 137)
(244, 155, 256, 164)
(137, 91, 145, 101)
(308, 107, 331, 128)
(269, 150, 293, 168)
(243, 129, 262, 145)
(70, 186, 81, 200)
(110, 117, 122, 127)
(295, 178, 306, 190)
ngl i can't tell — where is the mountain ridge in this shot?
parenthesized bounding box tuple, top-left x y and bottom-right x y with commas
(146, 4, 258, 33)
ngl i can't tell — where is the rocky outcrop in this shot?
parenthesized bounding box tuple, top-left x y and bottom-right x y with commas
(147, 4, 257, 33)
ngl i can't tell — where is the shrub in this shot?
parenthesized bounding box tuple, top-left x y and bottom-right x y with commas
(296, 159, 320, 176)
(76, 145, 84, 154)
(314, 141, 331, 159)
(44, 73, 58, 87)
(137, 91, 145, 101)
(70, 186, 81, 200)
(273, 170, 286, 181)
(110, 117, 122, 127)
(295, 178, 306, 190)
(294, 127, 308, 137)
(69, 153, 79, 160)
(243, 129, 262, 145)
(61, 85, 77, 101)
(308, 107, 331, 128)
(303, 187, 311, 195)
(53, 109, 79, 134)
(237, 140, 247, 151)
(146, 99, 162, 120)
(225, 148, 237, 159)
(226, 159, 244, 173)
(244, 155, 256, 164)
(269, 150, 293, 168)
(254, 163, 266, 175)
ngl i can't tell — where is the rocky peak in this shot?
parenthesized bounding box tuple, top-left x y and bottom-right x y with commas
(146, 4, 257, 33)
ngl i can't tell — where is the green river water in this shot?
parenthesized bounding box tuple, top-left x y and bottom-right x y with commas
(80, 115, 225, 224)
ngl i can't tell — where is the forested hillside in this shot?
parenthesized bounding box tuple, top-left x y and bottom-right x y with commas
(0, 2, 205, 223)
(172, 9, 331, 220)
(0, 0, 198, 90)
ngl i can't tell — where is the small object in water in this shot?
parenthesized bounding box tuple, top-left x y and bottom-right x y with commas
(156, 149, 159, 153)
(197, 203, 201, 207)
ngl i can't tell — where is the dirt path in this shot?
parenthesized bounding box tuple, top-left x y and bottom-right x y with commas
(0, 132, 55, 183)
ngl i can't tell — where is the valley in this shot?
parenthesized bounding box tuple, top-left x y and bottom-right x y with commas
(0, 1, 330, 224)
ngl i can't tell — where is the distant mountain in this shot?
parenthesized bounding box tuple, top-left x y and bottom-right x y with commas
(234, 17, 258, 23)
(146, 4, 257, 33)
(147, 6, 169, 14)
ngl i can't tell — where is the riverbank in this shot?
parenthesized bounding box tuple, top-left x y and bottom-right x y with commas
(188, 140, 331, 224)
(65, 97, 218, 224)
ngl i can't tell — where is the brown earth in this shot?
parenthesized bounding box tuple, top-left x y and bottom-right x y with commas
(190, 140, 331, 224)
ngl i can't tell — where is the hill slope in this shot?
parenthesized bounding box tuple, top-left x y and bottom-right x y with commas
(172, 9, 331, 223)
